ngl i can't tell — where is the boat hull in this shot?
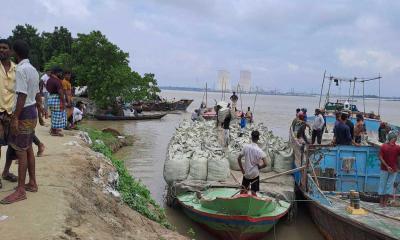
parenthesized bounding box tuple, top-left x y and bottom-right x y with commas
(180, 203, 284, 240)
(303, 193, 398, 240)
(94, 113, 167, 120)
(175, 99, 194, 111)
(289, 128, 400, 240)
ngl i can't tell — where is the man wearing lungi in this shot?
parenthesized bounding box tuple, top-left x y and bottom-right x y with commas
(1, 40, 40, 204)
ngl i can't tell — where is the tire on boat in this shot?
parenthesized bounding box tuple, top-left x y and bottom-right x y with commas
(286, 201, 297, 223)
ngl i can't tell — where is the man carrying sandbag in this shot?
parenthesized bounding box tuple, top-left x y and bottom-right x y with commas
(237, 130, 268, 195)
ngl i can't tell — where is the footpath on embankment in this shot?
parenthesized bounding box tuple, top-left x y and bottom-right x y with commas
(0, 120, 187, 240)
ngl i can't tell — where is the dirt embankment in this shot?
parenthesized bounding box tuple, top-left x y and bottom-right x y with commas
(0, 122, 187, 240)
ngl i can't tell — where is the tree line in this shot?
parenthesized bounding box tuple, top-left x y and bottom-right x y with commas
(2, 24, 160, 108)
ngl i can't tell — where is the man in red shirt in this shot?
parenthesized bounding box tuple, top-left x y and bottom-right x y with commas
(378, 131, 400, 207)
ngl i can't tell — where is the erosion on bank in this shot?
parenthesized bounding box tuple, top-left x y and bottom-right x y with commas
(80, 126, 172, 228)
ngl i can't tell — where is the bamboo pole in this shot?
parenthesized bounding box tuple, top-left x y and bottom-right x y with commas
(259, 166, 306, 183)
(378, 74, 381, 116)
(363, 81, 366, 113)
(318, 70, 326, 109)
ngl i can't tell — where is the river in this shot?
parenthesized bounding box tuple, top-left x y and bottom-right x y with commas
(85, 90, 400, 240)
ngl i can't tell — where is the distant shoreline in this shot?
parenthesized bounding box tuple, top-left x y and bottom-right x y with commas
(160, 86, 400, 100)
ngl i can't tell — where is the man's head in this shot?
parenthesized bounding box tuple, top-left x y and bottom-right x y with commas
(51, 66, 63, 80)
(248, 106, 250, 111)
(315, 108, 320, 115)
(335, 111, 341, 120)
(301, 108, 307, 113)
(251, 130, 260, 143)
(64, 70, 72, 81)
(387, 131, 398, 143)
(340, 112, 348, 122)
(12, 40, 29, 62)
(0, 39, 12, 61)
(233, 91, 236, 95)
(298, 111, 305, 120)
(296, 108, 301, 114)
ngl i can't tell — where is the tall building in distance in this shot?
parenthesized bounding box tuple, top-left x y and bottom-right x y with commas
(216, 70, 230, 91)
(239, 70, 251, 92)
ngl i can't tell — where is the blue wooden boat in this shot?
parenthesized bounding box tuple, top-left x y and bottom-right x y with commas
(290, 74, 400, 240)
(290, 124, 400, 239)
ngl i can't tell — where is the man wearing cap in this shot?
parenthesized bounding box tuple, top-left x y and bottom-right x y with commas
(295, 112, 310, 144)
(378, 131, 400, 207)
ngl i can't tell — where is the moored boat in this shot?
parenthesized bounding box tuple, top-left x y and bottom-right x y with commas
(175, 99, 194, 111)
(289, 73, 400, 240)
(94, 113, 167, 121)
(177, 187, 290, 240)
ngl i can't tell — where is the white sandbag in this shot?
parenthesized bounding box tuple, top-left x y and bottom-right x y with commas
(272, 147, 294, 173)
(163, 152, 190, 184)
(227, 149, 242, 170)
(260, 150, 273, 173)
(207, 156, 230, 181)
(188, 153, 208, 180)
(218, 108, 230, 122)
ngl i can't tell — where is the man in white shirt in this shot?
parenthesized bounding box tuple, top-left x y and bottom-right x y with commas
(311, 108, 325, 145)
(237, 130, 267, 195)
(1, 40, 40, 204)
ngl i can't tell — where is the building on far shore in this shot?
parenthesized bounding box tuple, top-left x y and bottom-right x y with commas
(238, 70, 251, 92)
(216, 70, 231, 91)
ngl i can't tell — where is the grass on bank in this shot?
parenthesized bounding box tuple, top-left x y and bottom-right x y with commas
(80, 126, 172, 229)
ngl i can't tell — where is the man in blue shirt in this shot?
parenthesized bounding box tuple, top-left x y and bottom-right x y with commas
(333, 113, 357, 145)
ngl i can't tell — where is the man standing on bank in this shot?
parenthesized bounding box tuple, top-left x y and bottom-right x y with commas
(0, 39, 17, 188)
(238, 130, 268, 195)
(378, 131, 400, 207)
(1, 40, 40, 204)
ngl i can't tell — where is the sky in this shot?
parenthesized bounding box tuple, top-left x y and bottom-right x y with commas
(1, 0, 400, 96)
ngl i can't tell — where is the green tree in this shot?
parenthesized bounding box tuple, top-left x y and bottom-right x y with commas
(44, 53, 74, 71)
(9, 24, 43, 70)
(41, 26, 73, 65)
(142, 73, 161, 100)
(71, 31, 144, 108)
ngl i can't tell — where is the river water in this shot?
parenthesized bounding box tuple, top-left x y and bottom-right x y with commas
(85, 90, 400, 240)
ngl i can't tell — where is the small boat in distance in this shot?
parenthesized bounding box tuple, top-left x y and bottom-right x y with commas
(94, 113, 167, 121)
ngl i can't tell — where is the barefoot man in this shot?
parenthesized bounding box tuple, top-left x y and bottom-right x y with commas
(237, 130, 268, 195)
(378, 131, 400, 207)
(0, 39, 17, 188)
(1, 40, 40, 204)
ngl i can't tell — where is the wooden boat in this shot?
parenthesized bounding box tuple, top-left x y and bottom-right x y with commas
(175, 99, 194, 111)
(177, 187, 290, 240)
(132, 98, 193, 112)
(94, 113, 167, 121)
(289, 73, 400, 239)
(289, 119, 400, 240)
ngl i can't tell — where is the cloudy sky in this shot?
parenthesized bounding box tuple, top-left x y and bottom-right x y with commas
(1, 0, 399, 96)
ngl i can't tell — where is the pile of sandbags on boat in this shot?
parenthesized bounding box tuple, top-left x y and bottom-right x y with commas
(163, 119, 294, 185)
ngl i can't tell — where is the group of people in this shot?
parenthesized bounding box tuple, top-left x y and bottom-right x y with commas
(0, 39, 84, 204)
(292, 107, 324, 145)
(41, 67, 85, 136)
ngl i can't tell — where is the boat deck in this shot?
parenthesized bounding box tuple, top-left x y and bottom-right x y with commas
(325, 194, 400, 238)
(178, 187, 290, 218)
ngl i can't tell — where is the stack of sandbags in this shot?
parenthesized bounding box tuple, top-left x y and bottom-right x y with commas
(163, 119, 294, 185)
